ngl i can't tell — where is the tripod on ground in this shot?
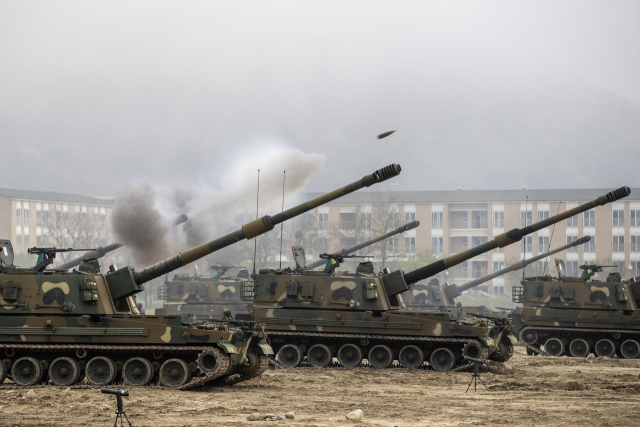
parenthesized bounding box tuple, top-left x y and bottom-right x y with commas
(101, 388, 132, 427)
(464, 356, 488, 393)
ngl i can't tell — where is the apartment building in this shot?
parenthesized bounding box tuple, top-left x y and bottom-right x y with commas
(301, 188, 640, 294)
(0, 188, 113, 254)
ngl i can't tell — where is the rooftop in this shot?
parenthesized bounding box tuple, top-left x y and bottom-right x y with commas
(300, 188, 640, 205)
(0, 188, 113, 206)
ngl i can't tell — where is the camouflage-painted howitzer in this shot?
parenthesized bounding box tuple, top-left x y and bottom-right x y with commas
(403, 236, 591, 314)
(0, 164, 401, 388)
(305, 220, 420, 270)
(159, 220, 419, 320)
(247, 187, 630, 370)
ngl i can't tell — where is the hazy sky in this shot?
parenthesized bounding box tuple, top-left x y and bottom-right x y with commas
(1, 0, 639, 197)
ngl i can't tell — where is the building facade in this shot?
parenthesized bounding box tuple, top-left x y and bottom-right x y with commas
(0, 188, 114, 258)
(301, 188, 640, 294)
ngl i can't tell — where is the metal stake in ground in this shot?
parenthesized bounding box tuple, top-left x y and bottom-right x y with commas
(101, 388, 132, 427)
(464, 356, 488, 393)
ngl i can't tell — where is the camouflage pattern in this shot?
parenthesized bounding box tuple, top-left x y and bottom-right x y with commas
(158, 269, 249, 319)
(246, 187, 631, 370)
(159, 220, 420, 320)
(248, 255, 515, 371)
(402, 237, 591, 314)
(511, 263, 640, 358)
(0, 164, 401, 387)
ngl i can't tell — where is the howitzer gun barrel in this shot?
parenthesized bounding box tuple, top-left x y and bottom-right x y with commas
(457, 236, 591, 292)
(133, 164, 402, 285)
(402, 187, 630, 286)
(53, 243, 124, 271)
(306, 220, 420, 270)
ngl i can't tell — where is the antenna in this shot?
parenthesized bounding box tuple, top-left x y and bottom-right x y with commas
(523, 195, 528, 283)
(252, 169, 260, 274)
(544, 201, 562, 275)
(279, 170, 286, 268)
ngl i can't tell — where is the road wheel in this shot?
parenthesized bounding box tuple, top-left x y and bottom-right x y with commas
(337, 344, 362, 368)
(398, 345, 424, 369)
(463, 341, 486, 361)
(569, 339, 590, 358)
(159, 359, 191, 388)
(86, 356, 117, 386)
(620, 340, 640, 359)
(594, 339, 616, 358)
(11, 357, 43, 386)
(544, 338, 565, 357)
(122, 357, 154, 386)
(197, 348, 231, 375)
(49, 357, 80, 386)
(430, 348, 455, 372)
(276, 344, 302, 368)
(522, 329, 539, 345)
(493, 341, 514, 362)
(307, 344, 332, 368)
(368, 345, 393, 369)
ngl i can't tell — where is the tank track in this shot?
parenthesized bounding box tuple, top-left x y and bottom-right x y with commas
(0, 344, 251, 390)
(519, 326, 640, 357)
(268, 331, 487, 371)
(222, 355, 269, 386)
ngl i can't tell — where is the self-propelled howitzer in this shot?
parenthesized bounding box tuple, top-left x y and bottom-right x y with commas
(403, 236, 591, 313)
(246, 187, 630, 371)
(0, 164, 401, 389)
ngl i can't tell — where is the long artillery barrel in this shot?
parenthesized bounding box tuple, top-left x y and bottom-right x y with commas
(306, 220, 420, 270)
(380, 187, 631, 298)
(457, 236, 591, 292)
(133, 164, 402, 285)
(53, 243, 124, 271)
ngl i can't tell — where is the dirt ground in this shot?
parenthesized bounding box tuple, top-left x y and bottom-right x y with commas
(2, 346, 640, 427)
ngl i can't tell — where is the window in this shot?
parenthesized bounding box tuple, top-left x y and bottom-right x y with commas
(631, 210, 640, 227)
(520, 211, 532, 227)
(16, 206, 22, 226)
(566, 261, 579, 277)
(521, 235, 533, 253)
(339, 212, 356, 230)
(404, 237, 416, 257)
(493, 246, 504, 254)
(584, 209, 596, 227)
(450, 236, 468, 253)
(631, 261, 640, 277)
(318, 213, 329, 230)
(362, 212, 371, 231)
(537, 210, 550, 222)
(36, 235, 44, 246)
(388, 236, 400, 255)
(613, 210, 625, 227)
(36, 209, 43, 226)
(452, 261, 468, 278)
(24, 205, 30, 226)
(431, 212, 443, 229)
(388, 210, 400, 229)
(613, 261, 626, 278)
(493, 261, 505, 272)
(566, 214, 579, 227)
(432, 237, 443, 255)
(631, 236, 639, 252)
(24, 235, 29, 249)
(404, 212, 415, 223)
(566, 235, 579, 252)
(613, 236, 625, 253)
(584, 235, 596, 253)
(472, 261, 487, 278)
(15, 235, 22, 252)
(537, 260, 548, 273)
(472, 211, 487, 229)
(538, 236, 550, 254)
(494, 286, 505, 295)
(43, 210, 49, 227)
(472, 236, 487, 248)
(492, 211, 504, 228)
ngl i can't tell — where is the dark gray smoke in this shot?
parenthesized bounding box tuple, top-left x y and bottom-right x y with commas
(111, 183, 171, 267)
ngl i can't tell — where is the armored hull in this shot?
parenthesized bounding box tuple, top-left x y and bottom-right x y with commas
(511, 273, 640, 358)
(248, 269, 514, 371)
